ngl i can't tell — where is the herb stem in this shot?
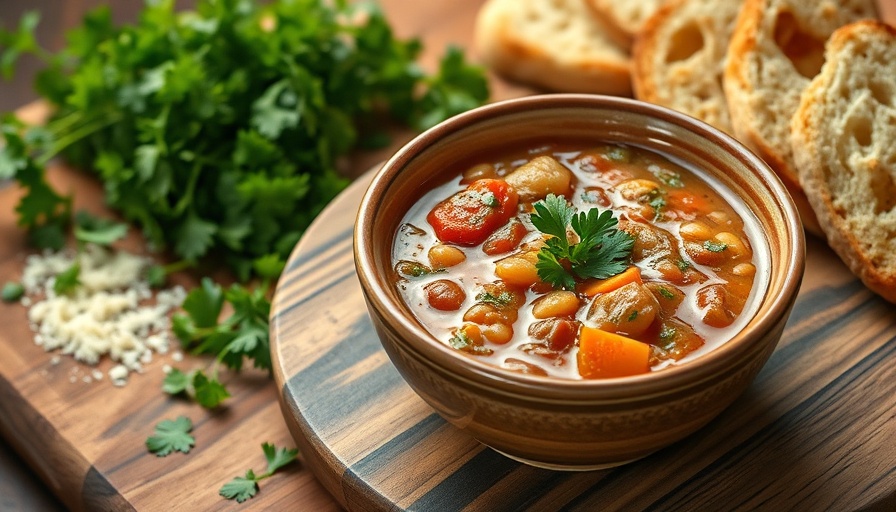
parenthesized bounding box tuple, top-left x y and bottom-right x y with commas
(39, 113, 123, 165)
(162, 259, 193, 274)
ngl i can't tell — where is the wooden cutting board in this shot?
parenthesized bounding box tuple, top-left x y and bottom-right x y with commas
(271, 172, 896, 511)
(0, 155, 342, 511)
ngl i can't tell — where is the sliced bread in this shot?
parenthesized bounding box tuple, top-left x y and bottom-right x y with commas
(724, 0, 877, 235)
(584, 0, 665, 49)
(791, 20, 896, 304)
(474, 0, 631, 96)
(632, 0, 742, 135)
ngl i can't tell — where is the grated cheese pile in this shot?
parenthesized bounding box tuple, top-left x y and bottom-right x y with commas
(21, 245, 186, 386)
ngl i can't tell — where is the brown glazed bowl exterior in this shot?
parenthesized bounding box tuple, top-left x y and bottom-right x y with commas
(353, 94, 805, 470)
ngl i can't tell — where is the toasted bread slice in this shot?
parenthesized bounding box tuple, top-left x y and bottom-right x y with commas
(724, 0, 876, 212)
(791, 20, 896, 303)
(632, 0, 742, 134)
(585, 0, 665, 49)
(475, 0, 631, 96)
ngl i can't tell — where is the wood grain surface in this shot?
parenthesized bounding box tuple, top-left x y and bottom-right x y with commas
(3, 1, 896, 511)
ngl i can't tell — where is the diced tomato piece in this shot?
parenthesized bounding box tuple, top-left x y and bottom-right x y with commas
(427, 179, 519, 246)
(482, 219, 528, 255)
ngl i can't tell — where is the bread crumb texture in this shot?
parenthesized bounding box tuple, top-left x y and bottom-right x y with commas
(792, 20, 896, 303)
(724, 0, 878, 184)
(633, 0, 742, 134)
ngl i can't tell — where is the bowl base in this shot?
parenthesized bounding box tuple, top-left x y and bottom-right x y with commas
(491, 447, 648, 472)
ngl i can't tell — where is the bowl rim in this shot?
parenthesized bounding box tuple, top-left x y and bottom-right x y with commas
(354, 93, 805, 400)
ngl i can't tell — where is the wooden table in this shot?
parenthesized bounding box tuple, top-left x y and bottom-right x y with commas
(2, 1, 895, 511)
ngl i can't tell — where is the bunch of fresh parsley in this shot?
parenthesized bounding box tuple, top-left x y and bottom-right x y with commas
(0, 0, 489, 280)
(530, 194, 634, 289)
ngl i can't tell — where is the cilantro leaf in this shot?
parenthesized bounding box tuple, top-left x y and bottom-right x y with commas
(145, 416, 194, 457)
(530, 194, 633, 289)
(2, 282, 24, 302)
(219, 443, 298, 503)
(73, 210, 127, 246)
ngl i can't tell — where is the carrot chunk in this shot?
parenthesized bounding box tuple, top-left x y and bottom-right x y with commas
(666, 189, 711, 217)
(577, 326, 650, 379)
(580, 266, 642, 297)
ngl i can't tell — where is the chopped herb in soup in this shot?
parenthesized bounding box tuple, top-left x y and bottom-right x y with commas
(392, 142, 762, 379)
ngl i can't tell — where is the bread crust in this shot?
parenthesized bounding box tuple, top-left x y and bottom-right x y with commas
(475, 0, 631, 96)
(724, 0, 878, 236)
(632, 0, 741, 135)
(791, 20, 896, 303)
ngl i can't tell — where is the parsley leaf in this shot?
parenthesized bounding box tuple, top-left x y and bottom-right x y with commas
(53, 263, 80, 295)
(161, 368, 190, 395)
(73, 210, 127, 246)
(475, 291, 514, 307)
(174, 279, 272, 377)
(192, 371, 231, 409)
(0, 11, 41, 80)
(703, 240, 728, 253)
(530, 195, 634, 289)
(2, 281, 24, 302)
(658, 287, 676, 300)
(219, 471, 259, 503)
(146, 416, 195, 457)
(163, 368, 231, 409)
(219, 443, 298, 503)
(263, 442, 299, 474)
(145, 264, 167, 288)
(0, 116, 71, 250)
(395, 260, 443, 278)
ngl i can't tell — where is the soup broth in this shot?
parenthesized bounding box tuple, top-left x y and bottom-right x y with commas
(392, 141, 765, 379)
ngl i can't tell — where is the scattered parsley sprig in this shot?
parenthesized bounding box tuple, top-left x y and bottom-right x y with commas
(219, 443, 299, 503)
(51, 210, 130, 295)
(530, 194, 634, 290)
(163, 368, 231, 409)
(146, 416, 195, 457)
(1, 281, 24, 302)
